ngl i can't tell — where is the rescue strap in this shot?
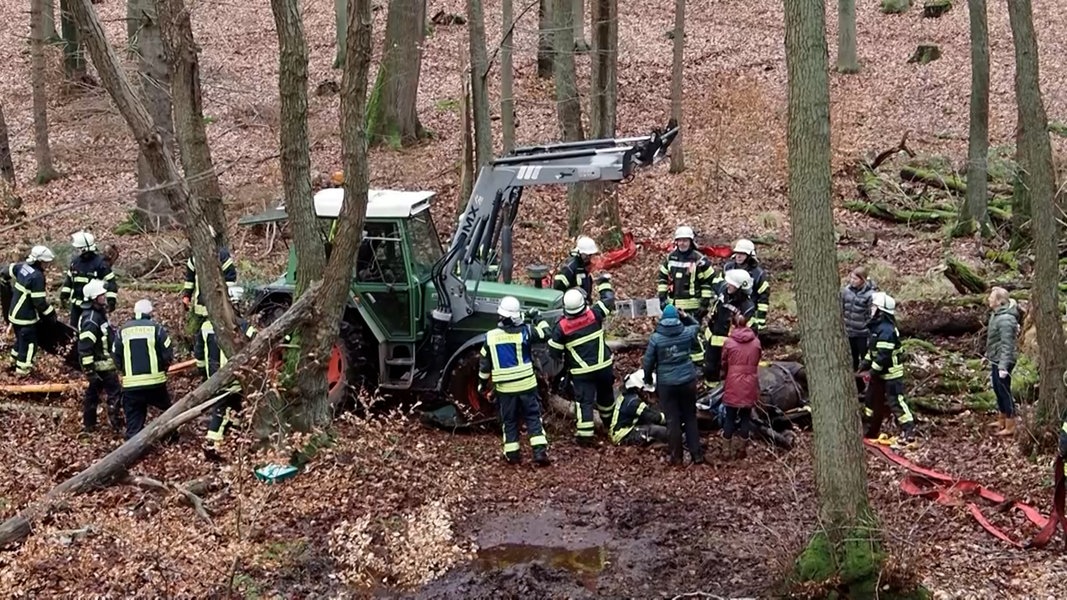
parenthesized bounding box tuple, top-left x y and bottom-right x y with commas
(863, 439, 1052, 548)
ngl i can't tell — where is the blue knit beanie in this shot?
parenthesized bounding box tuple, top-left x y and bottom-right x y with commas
(662, 304, 678, 319)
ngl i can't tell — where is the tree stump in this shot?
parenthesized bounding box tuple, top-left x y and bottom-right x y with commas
(922, 0, 951, 18)
(908, 44, 941, 64)
(880, 0, 910, 14)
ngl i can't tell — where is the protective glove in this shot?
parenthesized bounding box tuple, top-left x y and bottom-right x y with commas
(525, 308, 540, 323)
(998, 369, 1009, 380)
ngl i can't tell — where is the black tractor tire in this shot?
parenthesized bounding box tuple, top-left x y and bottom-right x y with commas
(447, 348, 553, 422)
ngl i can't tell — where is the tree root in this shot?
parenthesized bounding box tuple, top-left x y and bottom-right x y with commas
(122, 474, 219, 525)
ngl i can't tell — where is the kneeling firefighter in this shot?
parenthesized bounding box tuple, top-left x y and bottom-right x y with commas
(609, 370, 668, 446)
(859, 291, 916, 447)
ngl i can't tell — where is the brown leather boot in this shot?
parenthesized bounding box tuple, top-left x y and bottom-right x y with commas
(987, 414, 1005, 431)
(995, 417, 1017, 436)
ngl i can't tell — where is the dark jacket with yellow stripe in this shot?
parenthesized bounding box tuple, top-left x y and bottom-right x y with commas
(610, 387, 665, 444)
(60, 252, 117, 310)
(548, 294, 615, 379)
(77, 305, 116, 373)
(182, 247, 238, 317)
(860, 313, 903, 381)
(704, 288, 756, 349)
(194, 319, 256, 392)
(656, 249, 716, 311)
(553, 253, 593, 297)
(723, 257, 769, 330)
(112, 314, 174, 389)
(478, 320, 550, 394)
(4, 262, 56, 326)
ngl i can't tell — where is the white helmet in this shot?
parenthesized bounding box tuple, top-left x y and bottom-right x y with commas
(674, 226, 695, 241)
(624, 369, 656, 392)
(134, 299, 154, 316)
(575, 236, 599, 256)
(872, 291, 896, 315)
(732, 238, 756, 257)
(83, 279, 108, 301)
(27, 245, 55, 264)
(497, 296, 522, 320)
(563, 289, 586, 315)
(72, 231, 97, 252)
(227, 285, 245, 303)
(724, 269, 753, 293)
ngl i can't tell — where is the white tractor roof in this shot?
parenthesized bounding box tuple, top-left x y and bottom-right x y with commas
(312, 188, 435, 219)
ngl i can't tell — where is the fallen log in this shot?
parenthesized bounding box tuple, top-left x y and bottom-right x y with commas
(845, 199, 1012, 226)
(900, 166, 1014, 197)
(0, 359, 198, 395)
(944, 257, 989, 294)
(0, 281, 321, 549)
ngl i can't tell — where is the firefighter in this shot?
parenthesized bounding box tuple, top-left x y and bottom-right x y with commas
(195, 286, 257, 460)
(549, 282, 615, 446)
(703, 269, 756, 388)
(77, 279, 123, 434)
(722, 239, 769, 332)
(553, 235, 600, 298)
(3, 246, 57, 377)
(478, 296, 552, 466)
(112, 298, 174, 440)
(182, 233, 238, 327)
(609, 369, 668, 446)
(59, 231, 117, 327)
(656, 226, 716, 320)
(858, 292, 917, 447)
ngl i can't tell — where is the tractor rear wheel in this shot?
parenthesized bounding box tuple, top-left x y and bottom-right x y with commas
(447, 349, 554, 422)
(327, 321, 366, 410)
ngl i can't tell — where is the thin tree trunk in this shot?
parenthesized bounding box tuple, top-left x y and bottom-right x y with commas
(956, 0, 990, 237)
(0, 103, 14, 186)
(784, 0, 881, 583)
(668, 0, 685, 173)
(467, 0, 493, 168)
(553, 0, 593, 237)
(590, 0, 616, 138)
(334, 0, 347, 68)
(71, 0, 243, 358)
(500, 0, 515, 153)
(156, 0, 229, 246)
(537, 0, 553, 78)
(572, 0, 588, 52)
(836, 0, 858, 73)
(131, 0, 179, 230)
(458, 75, 475, 215)
(366, 0, 427, 147)
(59, 0, 89, 84)
(30, 0, 61, 185)
(1008, 0, 1067, 427)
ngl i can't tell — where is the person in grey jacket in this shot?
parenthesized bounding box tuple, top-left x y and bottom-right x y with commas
(642, 304, 705, 465)
(841, 267, 876, 370)
(985, 287, 1021, 436)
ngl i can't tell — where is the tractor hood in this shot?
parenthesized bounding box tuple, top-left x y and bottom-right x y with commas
(464, 280, 563, 310)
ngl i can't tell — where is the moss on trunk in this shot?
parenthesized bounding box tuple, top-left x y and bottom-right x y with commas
(792, 526, 930, 599)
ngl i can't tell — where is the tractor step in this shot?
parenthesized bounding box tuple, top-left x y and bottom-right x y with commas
(385, 358, 415, 366)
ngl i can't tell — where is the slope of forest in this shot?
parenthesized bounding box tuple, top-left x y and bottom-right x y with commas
(2, 0, 1067, 597)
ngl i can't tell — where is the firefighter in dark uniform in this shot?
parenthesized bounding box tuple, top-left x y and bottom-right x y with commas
(478, 296, 552, 466)
(112, 298, 174, 440)
(657, 226, 716, 320)
(549, 281, 615, 446)
(195, 286, 256, 460)
(77, 279, 123, 434)
(858, 292, 917, 447)
(553, 235, 600, 298)
(60, 231, 118, 327)
(182, 238, 238, 328)
(3, 246, 57, 377)
(722, 238, 769, 332)
(609, 370, 668, 446)
(703, 269, 756, 388)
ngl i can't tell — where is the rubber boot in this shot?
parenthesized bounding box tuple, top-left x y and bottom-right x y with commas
(987, 414, 1005, 431)
(504, 452, 522, 465)
(996, 417, 1017, 437)
(533, 448, 551, 467)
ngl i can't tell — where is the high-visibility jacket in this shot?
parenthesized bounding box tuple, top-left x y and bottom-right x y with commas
(704, 288, 756, 350)
(656, 249, 716, 311)
(194, 319, 257, 392)
(78, 305, 116, 373)
(553, 253, 593, 297)
(548, 299, 613, 378)
(723, 257, 769, 330)
(860, 314, 904, 381)
(478, 320, 550, 394)
(4, 262, 55, 326)
(112, 314, 174, 389)
(182, 248, 238, 317)
(60, 251, 117, 309)
(610, 387, 665, 444)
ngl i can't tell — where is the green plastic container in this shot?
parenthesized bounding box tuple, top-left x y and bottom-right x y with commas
(254, 463, 299, 484)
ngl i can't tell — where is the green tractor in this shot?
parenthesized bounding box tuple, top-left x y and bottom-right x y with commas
(238, 122, 678, 417)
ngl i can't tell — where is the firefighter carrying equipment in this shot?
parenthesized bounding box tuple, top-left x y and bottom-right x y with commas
(113, 314, 174, 389)
(60, 234, 117, 314)
(182, 247, 238, 317)
(657, 247, 716, 312)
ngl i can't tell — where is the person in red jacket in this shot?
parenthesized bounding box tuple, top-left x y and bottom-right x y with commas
(720, 312, 762, 459)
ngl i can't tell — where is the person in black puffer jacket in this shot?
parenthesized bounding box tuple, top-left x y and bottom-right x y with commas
(642, 304, 705, 465)
(841, 267, 876, 394)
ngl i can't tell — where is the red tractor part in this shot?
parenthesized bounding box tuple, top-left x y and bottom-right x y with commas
(267, 341, 349, 401)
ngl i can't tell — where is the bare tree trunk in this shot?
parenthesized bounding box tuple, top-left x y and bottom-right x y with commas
(956, 0, 990, 237)
(589, 0, 616, 138)
(366, 0, 427, 147)
(572, 0, 588, 52)
(71, 0, 243, 358)
(0, 103, 14, 186)
(537, 0, 553, 78)
(836, 0, 858, 73)
(131, 0, 179, 230)
(500, 0, 515, 152)
(553, 0, 593, 237)
(334, 0, 347, 68)
(785, 0, 882, 588)
(59, 0, 90, 84)
(156, 0, 229, 246)
(30, 0, 61, 185)
(458, 75, 475, 214)
(1008, 0, 1067, 427)
(668, 0, 685, 173)
(467, 0, 493, 168)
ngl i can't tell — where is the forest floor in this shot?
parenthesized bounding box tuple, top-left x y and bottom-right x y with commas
(3, 0, 1067, 596)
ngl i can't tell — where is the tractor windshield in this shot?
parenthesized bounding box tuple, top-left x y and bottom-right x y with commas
(408, 210, 443, 280)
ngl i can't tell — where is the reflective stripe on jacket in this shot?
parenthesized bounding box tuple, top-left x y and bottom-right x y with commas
(548, 301, 613, 377)
(610, 388, 664, 444)
(864, 314, 904, 381)
(60, 252, 117, 307)
(77, 305, 115, 372)
(182, 248, 238, 317)
(704, 289, 755, 349)
(5, 262, 55, 325)
(553, 254, 593, 297)
(478, 321, 550, 394)
(194, 319, 257, 391)
(723, 258, 769, 329)
(656, 249, 715, 311)
(113, 315, 174, 388)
